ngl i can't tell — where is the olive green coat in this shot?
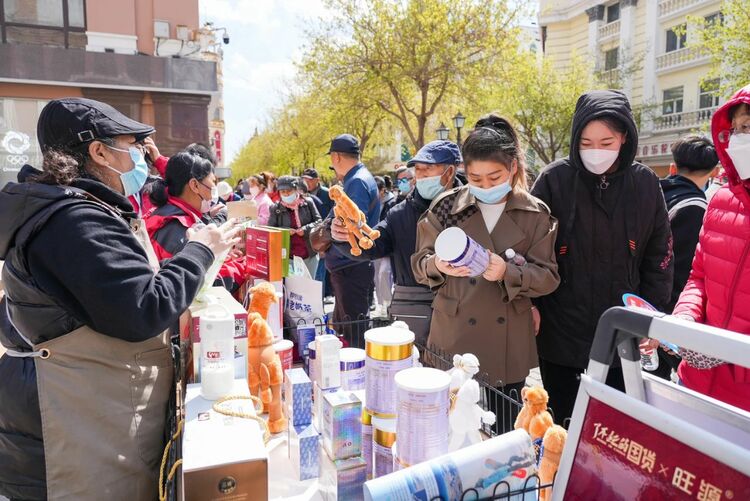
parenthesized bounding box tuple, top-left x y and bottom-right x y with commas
(411, 186, 560, 385)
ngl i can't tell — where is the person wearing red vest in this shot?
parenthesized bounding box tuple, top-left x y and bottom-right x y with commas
(673, 84, 750, 411)
(145, 148, 245, 292)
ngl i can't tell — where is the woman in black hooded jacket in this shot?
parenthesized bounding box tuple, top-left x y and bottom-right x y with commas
(531, 90, 673, 425)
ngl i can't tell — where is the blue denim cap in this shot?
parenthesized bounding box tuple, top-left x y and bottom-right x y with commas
(407, 140, 462, 167)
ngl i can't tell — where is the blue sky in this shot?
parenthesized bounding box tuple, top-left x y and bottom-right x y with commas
(199, 0, 331, 164)
(200, 0, 538, 164)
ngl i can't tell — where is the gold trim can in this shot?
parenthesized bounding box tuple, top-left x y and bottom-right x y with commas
(364, 323, 415, 418)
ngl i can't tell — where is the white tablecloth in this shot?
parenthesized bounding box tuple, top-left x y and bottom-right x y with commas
(267, 434, 325, 501)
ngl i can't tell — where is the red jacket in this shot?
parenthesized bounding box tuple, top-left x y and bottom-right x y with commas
(674, 85, 750, 411)
(144, 195, 247, 292)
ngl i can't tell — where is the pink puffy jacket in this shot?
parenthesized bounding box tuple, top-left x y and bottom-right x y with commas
(673, 85, 750, 411)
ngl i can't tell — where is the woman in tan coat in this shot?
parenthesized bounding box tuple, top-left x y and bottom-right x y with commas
(412, 115, 560, 428)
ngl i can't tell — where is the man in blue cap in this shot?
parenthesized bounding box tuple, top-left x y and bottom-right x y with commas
(324, 134, 380, 340)
(331, 140, 461, 344)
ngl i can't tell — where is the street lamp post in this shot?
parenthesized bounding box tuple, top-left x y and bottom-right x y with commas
(452, 112, 466, 148)
(436, 122, 450, 141)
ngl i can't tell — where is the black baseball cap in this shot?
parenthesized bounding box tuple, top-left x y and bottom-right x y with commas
(302, 168, 319, 179)
(37, 97, 155, 152)
(328, 134, 360, 155)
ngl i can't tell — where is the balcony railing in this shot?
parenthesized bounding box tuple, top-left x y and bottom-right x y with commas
(658, 0, 709, 18)
(656, 46, 710, 72)
(598, 20, 620, 42)
(654, 107, 717, 132)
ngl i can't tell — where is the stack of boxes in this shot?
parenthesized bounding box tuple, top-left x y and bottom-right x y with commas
(284, 332, 368, 499)
(319, 391, 366, 501)
(285, 368, 319, 481)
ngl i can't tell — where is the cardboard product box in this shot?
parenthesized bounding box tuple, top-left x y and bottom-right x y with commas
(285, 368, 313, 427)
(288, 422, 320, 481)
(189, 287, 248, 383)
(182, 380, 268, 501)
(315, 334, 342, 390)
(259, 226, 291, 278)
(319, 452, 366, 501)
(227, 200, 258, 221)
(246, 227, 283, 282)
(322, 391, 362, 461)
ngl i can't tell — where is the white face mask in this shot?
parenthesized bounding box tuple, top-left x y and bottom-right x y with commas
(727, 133, 750, 180)
(580, 148, 620, 175)
(249, 186, 260, 197)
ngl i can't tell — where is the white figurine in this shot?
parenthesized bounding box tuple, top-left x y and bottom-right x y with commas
(448, 353, 480, 392)
(448, 379, 496, 451)
(412, 345, 422, 368)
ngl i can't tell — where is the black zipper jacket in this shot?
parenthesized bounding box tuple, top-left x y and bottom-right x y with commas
(531, 90, 674, 369)
(0, 175, 213, 499)
(660, 174, 707, 312)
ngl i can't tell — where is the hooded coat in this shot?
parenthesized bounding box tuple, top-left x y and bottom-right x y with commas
(531, 90, 674, 369)
(0, 177, 213, 498)
(673, 85, 750, 411)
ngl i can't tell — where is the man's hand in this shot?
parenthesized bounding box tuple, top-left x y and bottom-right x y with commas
(143, 136, 161, 162)
(434, 257, 472, 277)
(331, 218, 349, 242)
(482, 252, 507, 282)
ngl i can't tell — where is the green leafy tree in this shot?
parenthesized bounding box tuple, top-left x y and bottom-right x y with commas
(488, 52, 597, 168)
(302, 0, 521, 150)
(690, 1, 750, 97)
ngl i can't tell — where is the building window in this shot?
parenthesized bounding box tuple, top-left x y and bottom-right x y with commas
(1, 0, 86, 48)
(606, 2, 620, 24)
(604, 47, 619, 71)
(0, 97, 47, 189)
(666, 24, 687, 53)
(704, 12, 723, 28)
(662, 87, 684, 115)
(699, 79, 720, 109)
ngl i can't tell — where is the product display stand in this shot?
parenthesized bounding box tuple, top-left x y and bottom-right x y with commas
(552, 307, 750, 500)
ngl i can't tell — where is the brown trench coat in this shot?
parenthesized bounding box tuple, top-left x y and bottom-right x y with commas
(411, 186, 560, 386)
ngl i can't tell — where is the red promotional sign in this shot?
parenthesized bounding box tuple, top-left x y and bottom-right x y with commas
(564, 398, 750, 500)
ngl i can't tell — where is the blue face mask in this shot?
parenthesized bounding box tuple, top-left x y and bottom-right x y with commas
(104, 145, 149, 197)
(397, 178, 412, 194)
(281, 193, 298, 204)
(469, 179, 512, 204)
(415, 175, 446, 200)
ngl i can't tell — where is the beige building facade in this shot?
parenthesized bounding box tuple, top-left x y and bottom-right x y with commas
(539, 0, 723, 176)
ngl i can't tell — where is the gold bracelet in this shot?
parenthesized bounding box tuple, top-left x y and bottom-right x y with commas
(212, 395, 271, 444)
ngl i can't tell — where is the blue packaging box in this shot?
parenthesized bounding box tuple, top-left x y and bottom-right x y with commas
(289, 423, 320, 481)
(285, 368, 313, 427)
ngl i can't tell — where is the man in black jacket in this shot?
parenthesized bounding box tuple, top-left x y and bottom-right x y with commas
(531, 90, 674, 425)
(331, 140, 461, 344)
(651, 135, 718, 380)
